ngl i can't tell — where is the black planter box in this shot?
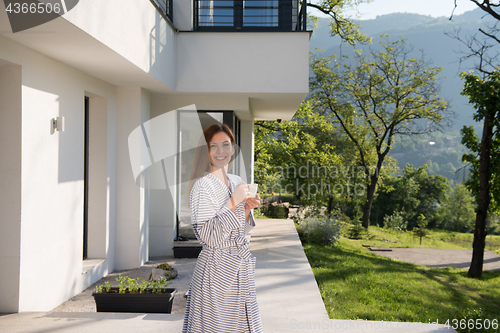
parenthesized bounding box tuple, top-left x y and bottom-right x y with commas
(173, 246, 202, 258)
(92, 288, 176, 313)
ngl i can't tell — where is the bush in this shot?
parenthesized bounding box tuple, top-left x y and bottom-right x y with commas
(383, 211, 407, 231)
(348, 221, 368, 240)
(297, 216, 341, 246)
(262, 203, 289, 218)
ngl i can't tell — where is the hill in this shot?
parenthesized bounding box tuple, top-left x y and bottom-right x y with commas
(309, 8, 499, 182)
(310, 8, 498, 131)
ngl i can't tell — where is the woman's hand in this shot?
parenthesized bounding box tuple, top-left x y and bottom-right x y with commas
(245, 193, 260, 210)
(226, 181, 249, 211)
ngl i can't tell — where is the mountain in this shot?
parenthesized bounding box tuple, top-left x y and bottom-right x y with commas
(309, 8, 499, 182)
(309, 8, 499, 131)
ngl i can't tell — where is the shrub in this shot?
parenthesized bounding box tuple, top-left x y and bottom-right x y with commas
(383, 211, 407, 231)
(348, 221, 368, 240)
(262, 203, 289, 218)
(298, 216, 341, 246)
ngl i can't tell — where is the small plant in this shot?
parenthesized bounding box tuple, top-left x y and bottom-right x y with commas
(156, 263, 172, 271)
(94, 274, 172, 294)
(348, 221, 367, 240)
(298, 216, 341, 246)
(413, 214, 429, 245)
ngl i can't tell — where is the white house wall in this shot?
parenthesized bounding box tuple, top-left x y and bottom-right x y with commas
(176, 32, 309, 94)
(0, 34, 118, 312)
(0, 60, 22, 313)
(62, 0, 177, 91)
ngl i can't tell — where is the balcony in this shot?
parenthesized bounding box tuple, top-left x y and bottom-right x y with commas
(194, 0, 307, 32)
(151, 0, 174, 23)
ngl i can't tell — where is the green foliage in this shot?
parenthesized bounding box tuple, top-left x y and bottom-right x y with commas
(437, 184, 477, 232)
(156, 263, 172, 271)
(94, 274, 171, 294)
(413, 214, 430, 245)
(310, 36, 449, 228)
(460, 70, 500, 213)
(254, 100, 367, 211)
(307, 0, 372, 45)
(454, 308, 498, 333)
(261, 204, 289, 219)
(383, 211, 407, 231)
(373, 164, 450, 228)
(297, 216, 341, 246)
(348, 220, 367, 240)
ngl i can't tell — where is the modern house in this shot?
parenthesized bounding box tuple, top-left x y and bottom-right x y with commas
(0, 0, 309, 312)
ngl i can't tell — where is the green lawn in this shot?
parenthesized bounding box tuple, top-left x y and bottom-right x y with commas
(345, 225, 500, 254)
(304, 238, 500, 327)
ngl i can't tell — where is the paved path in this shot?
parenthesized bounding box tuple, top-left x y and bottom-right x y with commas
(371, 248, 500, 271)
(0, 219, 455, 333)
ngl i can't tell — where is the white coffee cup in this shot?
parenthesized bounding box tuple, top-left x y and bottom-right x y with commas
(248, 184, 258, 198)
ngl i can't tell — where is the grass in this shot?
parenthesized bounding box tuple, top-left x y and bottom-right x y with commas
(345, 225, 500, 253)
(303, 237, 500, 326)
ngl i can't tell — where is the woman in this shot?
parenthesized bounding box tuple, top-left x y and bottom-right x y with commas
(182, 123, 263, 333)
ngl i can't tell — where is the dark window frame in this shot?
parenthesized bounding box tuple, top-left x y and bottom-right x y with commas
(194, 0, 305, 32)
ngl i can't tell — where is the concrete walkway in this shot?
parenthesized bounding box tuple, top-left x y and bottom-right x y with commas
(0, 219, 455, 333)
(370, 248, 500, 271)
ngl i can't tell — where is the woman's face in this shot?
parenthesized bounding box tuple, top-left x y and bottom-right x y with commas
(209, 131, 234, 170)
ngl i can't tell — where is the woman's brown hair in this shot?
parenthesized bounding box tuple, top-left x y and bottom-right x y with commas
(186, 123, 236, 203)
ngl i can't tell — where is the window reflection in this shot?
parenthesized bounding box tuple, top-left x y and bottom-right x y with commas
(243, 0, 279, 27)
(199, 0, 234, 26)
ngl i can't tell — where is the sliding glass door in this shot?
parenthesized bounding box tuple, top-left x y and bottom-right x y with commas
(176, 111, 240, 240)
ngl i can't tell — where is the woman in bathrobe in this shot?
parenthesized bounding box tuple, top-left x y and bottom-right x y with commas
(182, 123, 263, 333)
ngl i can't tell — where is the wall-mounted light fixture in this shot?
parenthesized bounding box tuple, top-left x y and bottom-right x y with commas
(51, 116, 65, 134)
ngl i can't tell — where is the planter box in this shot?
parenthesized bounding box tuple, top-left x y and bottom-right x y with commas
(92, 288, 177, 313)
(173, 246, 202, 258)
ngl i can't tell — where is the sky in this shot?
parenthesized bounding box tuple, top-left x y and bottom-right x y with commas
(310, 0, 479, 20)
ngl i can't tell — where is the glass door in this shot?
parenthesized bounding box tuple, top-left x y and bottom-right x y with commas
(176, 111, 240, 240)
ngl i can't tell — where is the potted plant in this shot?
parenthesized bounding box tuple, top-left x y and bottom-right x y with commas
(150, 263, 178, 281)
(92, 274, 176, 313)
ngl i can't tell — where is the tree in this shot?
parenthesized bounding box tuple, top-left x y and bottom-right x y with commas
(448, 0, 500, 279)
(372, 164, 450, 229)
(310, 37, 450, 229)
(460, 70, 500, 278)
(413, 214, 429, 245)
(307, 0, 372, 45)
(437, 184, 477, 232)
(254, 101, 367, 216)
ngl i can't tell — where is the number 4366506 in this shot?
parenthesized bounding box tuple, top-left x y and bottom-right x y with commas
(444, 318, 498, 330)
(6, 2, 62, 14)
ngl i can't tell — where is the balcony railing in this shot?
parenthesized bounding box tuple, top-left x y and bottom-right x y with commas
(151, 0, 173, 23)
(194, 0, 307, 32)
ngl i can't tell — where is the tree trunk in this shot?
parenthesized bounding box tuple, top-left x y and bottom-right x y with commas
(468, 111, 493, 279)
(327, 188, 333, 220)
(362, 175, 378, 229)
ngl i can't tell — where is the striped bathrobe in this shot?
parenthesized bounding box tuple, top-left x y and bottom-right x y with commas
(182, 173, 263, 333)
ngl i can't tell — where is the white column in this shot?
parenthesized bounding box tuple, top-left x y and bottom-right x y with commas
(0, 63, 22, 313)
(115, 87, 150, 270)
(240, 119, 255, 184)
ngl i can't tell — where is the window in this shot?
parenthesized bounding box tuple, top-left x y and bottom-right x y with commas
(243, 0, 279, 27)
(198, 0, 234, 26)
(194, 0, 306, 31)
